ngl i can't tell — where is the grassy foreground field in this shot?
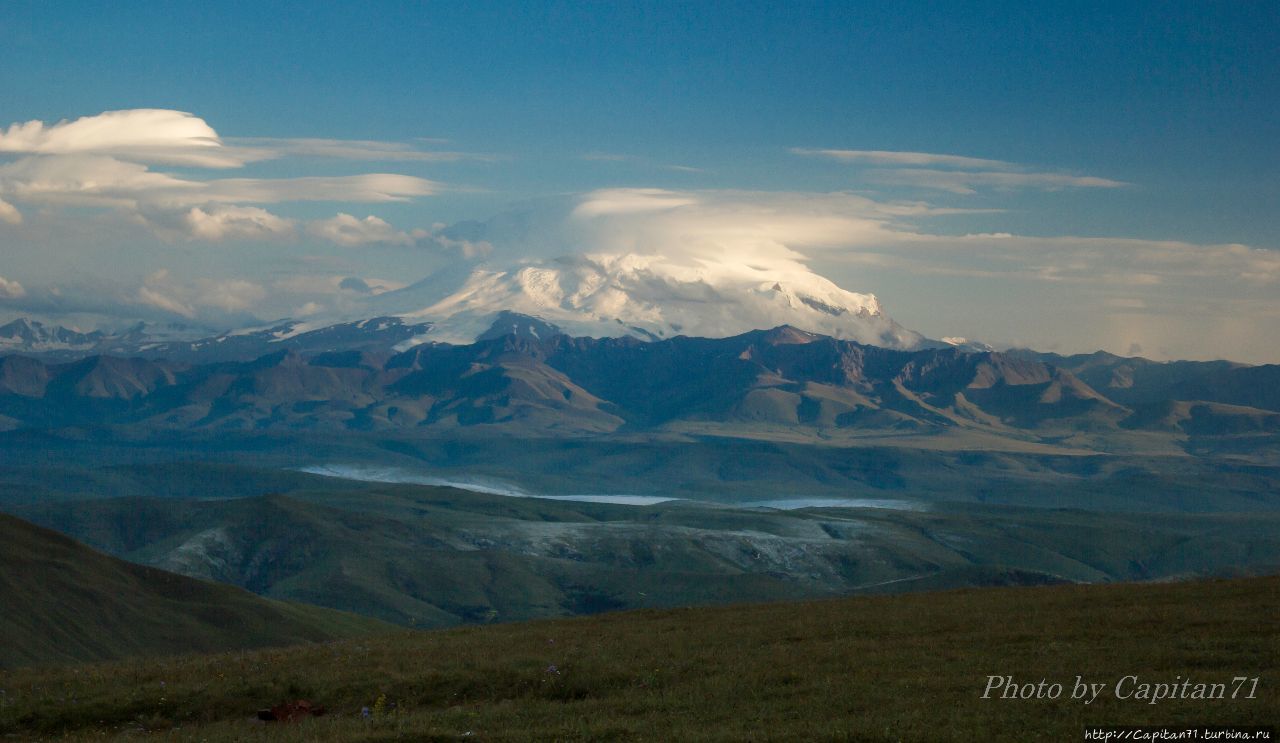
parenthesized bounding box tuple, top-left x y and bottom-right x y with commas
(1, 576, 1275, 741)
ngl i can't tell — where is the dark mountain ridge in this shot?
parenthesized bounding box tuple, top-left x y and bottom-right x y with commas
(0, 321, 1275, 444)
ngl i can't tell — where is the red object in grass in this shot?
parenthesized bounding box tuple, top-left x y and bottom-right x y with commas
(256, 699, 327, 722)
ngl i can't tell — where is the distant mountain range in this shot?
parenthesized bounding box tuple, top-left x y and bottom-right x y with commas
(2, 250, 996, 360)
(0, 316, 435, 362)
(0, 315, 1277, 445)
(0, 318, 106, 354)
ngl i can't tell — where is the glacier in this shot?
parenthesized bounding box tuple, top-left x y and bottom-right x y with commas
(372, 253, 928, 349)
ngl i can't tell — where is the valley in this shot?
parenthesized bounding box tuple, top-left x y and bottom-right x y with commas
(4, 11, 1275, 739)
(1, 319, 1276, 732)
(3, 457, 1277, 631)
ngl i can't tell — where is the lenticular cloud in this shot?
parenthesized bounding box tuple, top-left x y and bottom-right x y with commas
(0, 109, 440, 243)
(0, 109, 265, 168)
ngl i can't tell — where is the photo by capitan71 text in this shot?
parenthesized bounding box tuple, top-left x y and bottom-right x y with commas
(982, 676, 1262, 705)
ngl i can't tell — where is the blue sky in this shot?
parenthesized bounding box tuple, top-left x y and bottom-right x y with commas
(0, 1, 1277, 360)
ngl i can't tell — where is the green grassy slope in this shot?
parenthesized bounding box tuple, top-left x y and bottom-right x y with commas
(0, 575, 1274, 740)
(0, 514, 391, 669)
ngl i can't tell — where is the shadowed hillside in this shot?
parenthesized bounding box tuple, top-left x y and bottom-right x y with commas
(0, 514, 390, 668)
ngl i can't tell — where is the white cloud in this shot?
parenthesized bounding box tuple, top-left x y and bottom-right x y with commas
(0, 275, 25, 299)
(791, 148, 1015, 170)
(272, 275, 349, 295)
(0, 110, 490, 172)
(306, 213, 419, 247)
(0, 156, 439, 208)
(816, 228, 1280, 358)
(0, 109, 271, 168)
(134, 269, 266, 318)
(197, 279, 266, 312)
(272, 274, 408, 296)
(0, 109, 445, 243)
(294, 301, 325, 317)
(0, 110, 216, 153)
(230, 137, 490, 162)
(581, 153, 705, 173)
(184, 206, 296, 241)
(570, 188, 909, 264)
(0, 155, 196, 207)
(136, 286, 194, 317)
(191, 174, 439, 205)
(875, 233, 1280, 287)
(572, 188, 700, 217)
(363, 277, 409, 294)
(426, 232, 493, 258)
(136, 271, 195, 318)
(449, 188, 1278, 360)
(459, 189, 907, 288)
(0, 197, 20, 225)
(464, 188, 912, 318)
(865, 168, 1129, 194)
(790, 148, 1127, 194)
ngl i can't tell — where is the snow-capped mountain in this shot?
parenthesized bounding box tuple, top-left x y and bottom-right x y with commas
(372, 253, 928, 349)
(0, 316, 433, 362)
(0, 319, 105, 353)
(1, 255, 954, 359)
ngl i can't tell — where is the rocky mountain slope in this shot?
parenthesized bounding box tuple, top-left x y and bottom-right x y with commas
(0, 324, 1269, 440)
(0, 323, 1276, 443)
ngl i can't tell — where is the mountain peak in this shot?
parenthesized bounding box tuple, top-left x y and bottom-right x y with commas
(372, 253, 926, 350)
(0, 318, 36, 342)
(0, 317, 103, 352)
(476, 311, 564, 343)
(758, 325, 820, 345)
